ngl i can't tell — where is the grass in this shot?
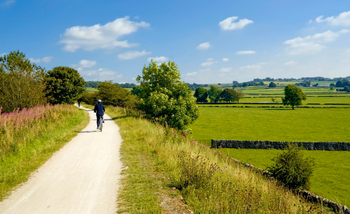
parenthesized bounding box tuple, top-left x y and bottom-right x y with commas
(190, 107, 350, 143)
(221, 149, 350, 206)
(105, 106, 327, 213)
(0, 105, 89, 201)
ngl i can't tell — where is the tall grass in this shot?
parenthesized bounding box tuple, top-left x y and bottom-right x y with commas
(106, 106, 326, 213)
(0, 104, 88, 200)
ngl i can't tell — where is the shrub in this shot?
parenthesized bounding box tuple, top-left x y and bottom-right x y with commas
(267, 143, 315, 191)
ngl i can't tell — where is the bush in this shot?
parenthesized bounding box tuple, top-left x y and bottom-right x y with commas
(267, 143, 315, 191)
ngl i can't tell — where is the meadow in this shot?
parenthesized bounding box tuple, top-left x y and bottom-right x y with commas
(189, 106, 350, 207)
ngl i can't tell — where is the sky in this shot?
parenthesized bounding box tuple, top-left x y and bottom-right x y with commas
(1, 0, 350, 84)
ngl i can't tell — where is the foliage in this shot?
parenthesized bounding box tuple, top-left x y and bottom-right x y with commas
(131, 85, 143, 96)
(207, 85, 222, 103)
(136, 60, 199, 130)
(97, 81, 136, 107)
(295, 81, 311, 87)
(269, 82, 277, 88)
(186, 83, 209, 91)
(219, 88, 244, 102)
(44, 66, 85, 104)
(194, 87, 208, 102)
(0, 51, 47, 113)
(115, 82, 136, 88)
(282, 85, 307, 109)
(335, 78, 350, 87)
(233, 81, 264, 88)
(84, 81, 101, 88)
(267, 143, 315, 191)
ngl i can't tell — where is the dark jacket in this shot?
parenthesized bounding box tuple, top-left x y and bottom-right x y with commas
(94, 103, 105, 115)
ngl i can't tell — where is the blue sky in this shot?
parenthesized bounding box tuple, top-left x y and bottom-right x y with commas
(1, 0, 350, 83)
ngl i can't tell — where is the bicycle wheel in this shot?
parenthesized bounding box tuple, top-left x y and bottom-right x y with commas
(99, 117, 103, 132)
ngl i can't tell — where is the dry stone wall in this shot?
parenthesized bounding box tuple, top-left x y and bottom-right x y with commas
(211, 140, 350, 151)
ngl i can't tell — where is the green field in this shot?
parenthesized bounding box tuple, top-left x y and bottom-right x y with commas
(221, 149, 350, 206)
(189, 107, 350, 206)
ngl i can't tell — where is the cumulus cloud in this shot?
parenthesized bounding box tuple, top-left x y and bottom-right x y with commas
(284, 30, 349, 55)
(240, 62, 266, 69)
(186, 72, 197, 76)
(222, 58, 229, 62)
(236, 50, 256, 55)
(29, 56, 53, 63)
(197, 42, 210, 50)
(0, 0, 15, 7)
(118, 50, 151, 60)
(79, 59, 97, 68)
(78, 67, 123, 81)
(219, 16, 253, 30)
(147, 56, 168, 63)
(315, 10, 350, 26)
(285, 61, 296, 66)
(201, 58, 217, 67)
(60, 16, 150, 52)
(219, 67, 232, 72)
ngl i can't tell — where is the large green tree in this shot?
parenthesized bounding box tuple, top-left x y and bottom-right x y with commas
(0, 51, 46, 112)
(219, 88, 244, 102)
(98, 81, 136, 107)
(207, 85, 222, 103)
(282, 85, 307, 110)
(44, 66, 85, 104)
(194, 87, 208, 103)
(136, 60, 199, 130)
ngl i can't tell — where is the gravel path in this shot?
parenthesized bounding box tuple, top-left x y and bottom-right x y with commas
(0, 106, 122, 214)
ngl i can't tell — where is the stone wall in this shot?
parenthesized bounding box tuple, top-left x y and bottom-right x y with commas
(211, 140, 350, 151)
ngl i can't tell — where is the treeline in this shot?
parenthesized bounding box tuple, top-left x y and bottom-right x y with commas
(194, 86, 244, 103)
(0, 51, 85, 113)
(85, 81, 136, 88)
(233, 81, 264, 88)
(252, 76, 348, 82)
(186, 83, 209, 90)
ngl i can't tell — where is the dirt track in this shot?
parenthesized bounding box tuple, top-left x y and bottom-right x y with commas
(0, 106, 122, 214)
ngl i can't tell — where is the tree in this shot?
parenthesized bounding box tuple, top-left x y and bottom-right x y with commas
(136, 60, 199, 130)
(219, 88, 244, 103)
(131, 85, 143, 96)
(44, 66, 85, 104)
(98, 81, 136, 107)
(0, 51, 47, 113)
(207, 85, 222, 103)
(282, 85, 306, 110)
(344, 86, 350, 92)
(194, 87, 208, 103)
(267, 143, 315, 191)
(269, 82, 277, 88)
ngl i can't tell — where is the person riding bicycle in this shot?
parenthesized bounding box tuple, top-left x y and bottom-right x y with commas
(94, 99, 105, 129)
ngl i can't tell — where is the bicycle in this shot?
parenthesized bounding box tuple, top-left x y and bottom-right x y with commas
(98, 116, 103, 132)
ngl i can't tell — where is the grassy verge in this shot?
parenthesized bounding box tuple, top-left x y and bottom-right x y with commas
(106, 106, 327, 213)
(0, 105, 89, 201)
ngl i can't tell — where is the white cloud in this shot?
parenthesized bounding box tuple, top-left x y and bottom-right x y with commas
(284, 30, 349, 55)
(285, 61, 296, 66)
(219, 67, 232, 72)
(222, 58, 229, 62)
(118, 50, 151, 60)
(0, 0, 15, 7)
(186, 72, 197, 76)
(79, 59, 96, 68)
(60, 16, 150, 52)
(201, 58, 217, 67)
(147, 56, 168, 63)
(29, 56, 53, 63)
(197, 42, 210, 50)
(42, 57, 53, 63)
(240, 62, 266, 69)
(78, 67, 123, 81)
(219, 16, 253, 30)
(236, 50, 256, 55)
(315, 10, 350, 26)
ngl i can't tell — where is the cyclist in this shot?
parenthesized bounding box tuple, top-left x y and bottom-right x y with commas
(94, 99, 105, 129)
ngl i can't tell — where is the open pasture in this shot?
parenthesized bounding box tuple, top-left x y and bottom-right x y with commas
(190, 107, 350, 143)
(190, 107, 350, 206)
(222, 149, 350, 206)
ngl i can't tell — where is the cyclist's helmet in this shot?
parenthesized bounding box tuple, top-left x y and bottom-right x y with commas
(97, 99, 101, 103)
